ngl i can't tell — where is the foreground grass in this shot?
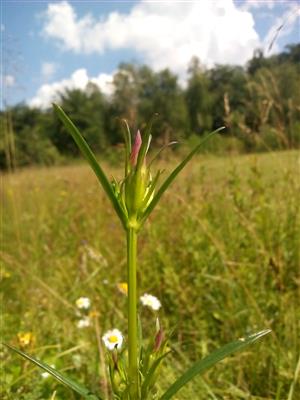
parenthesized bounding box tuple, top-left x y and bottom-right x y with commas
(1, 150, 300, 399)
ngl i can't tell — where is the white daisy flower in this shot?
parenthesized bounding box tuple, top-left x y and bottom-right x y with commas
(77, 317, 91, 328)
(140, 293, 161, 311)
(102, 329, 123, 351)
(75, 297, 91, 310)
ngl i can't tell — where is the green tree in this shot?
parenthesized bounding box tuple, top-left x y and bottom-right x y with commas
(105, 63, 141, 145)
(185, 57, 213, 134)
(209, 65, 248, 131)
(137, 68, 188, 143)
(247, 49, 270, 75)
(47, 85, 107, 155)
(0, 105, 59, 168)
(107, 64, 188, 144)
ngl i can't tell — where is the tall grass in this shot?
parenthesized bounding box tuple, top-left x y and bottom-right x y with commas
(1, 150, 299, 399)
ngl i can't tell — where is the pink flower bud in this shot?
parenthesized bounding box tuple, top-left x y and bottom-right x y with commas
(154, 328, 164, 352)
(130, 130, 142, 166)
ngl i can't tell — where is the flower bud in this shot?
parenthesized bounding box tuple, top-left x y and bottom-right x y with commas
(154, 328, 164, 352)
(124, 130, 150, 220)
(130, 130, 142, 166)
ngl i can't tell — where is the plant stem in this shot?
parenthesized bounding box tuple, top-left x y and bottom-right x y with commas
(127, 227, 138, 399)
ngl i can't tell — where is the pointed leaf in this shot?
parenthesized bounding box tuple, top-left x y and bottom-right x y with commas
(53, 103, 126, 228)
(121, 119, 132, 176)
(142, 127, 225, 224)
(4, 343, 101, 399)
(159, 329, 271, 400)
(140, 169, 162, 213)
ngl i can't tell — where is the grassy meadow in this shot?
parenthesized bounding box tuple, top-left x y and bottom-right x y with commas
(1, 149, 300, 399)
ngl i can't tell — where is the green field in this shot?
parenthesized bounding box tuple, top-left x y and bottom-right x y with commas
(1, 150, 300, 399)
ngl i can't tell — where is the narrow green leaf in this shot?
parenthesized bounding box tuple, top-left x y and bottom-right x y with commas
(159, 329, 271, 400)
(4, 343, 101, 399)
(140, 169, 162, 214)
(53, 103, 127, 228)
(142, 127, 225, 224)
(138, 314, 144, 366)
(121, 119, 132, 176)
(141, 351, 171, 398)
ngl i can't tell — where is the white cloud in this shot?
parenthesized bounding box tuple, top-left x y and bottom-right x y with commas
(3, 75, 15, 87)
(28, 68, 114, 109)
(42, 0, 260, 74)
(41, 62, 58, 80)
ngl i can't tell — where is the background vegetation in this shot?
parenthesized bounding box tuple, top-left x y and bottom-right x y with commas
(1, 44, 300, 170)
(1, 150, 299, 399)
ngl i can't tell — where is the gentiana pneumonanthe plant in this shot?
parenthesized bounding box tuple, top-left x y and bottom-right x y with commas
(5, 104, 271, 400)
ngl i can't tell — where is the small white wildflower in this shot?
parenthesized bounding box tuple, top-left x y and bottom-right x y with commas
(41, 365, 55, 379)
(77, 317, 91, 328)
(102, 329, 123, 351)
(75, 297, 91, 310)
(140, 294, 161, 311)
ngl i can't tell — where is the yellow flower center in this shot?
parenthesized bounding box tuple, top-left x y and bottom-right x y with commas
(117, 282, 128, 295)
(108, 335, 118, 344)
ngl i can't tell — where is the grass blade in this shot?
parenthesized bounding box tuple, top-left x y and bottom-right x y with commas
(4, 343, 101, 399)
(53, 103, 126, 228)
(141, 351, 171, 398)
(121, 119, 132, 176)
(159, 329, 271, 400)
(142, 127, 225, 223)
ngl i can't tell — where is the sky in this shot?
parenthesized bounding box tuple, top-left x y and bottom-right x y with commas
(1, 0, 300, 109)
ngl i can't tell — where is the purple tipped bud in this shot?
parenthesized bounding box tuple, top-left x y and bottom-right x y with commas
(130, 130, 142, 166)
(154, 328, 164, 352)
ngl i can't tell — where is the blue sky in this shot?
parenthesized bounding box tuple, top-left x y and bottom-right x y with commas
(1, 0, 299, 108)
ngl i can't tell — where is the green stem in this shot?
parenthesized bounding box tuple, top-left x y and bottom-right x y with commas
(127, 227, 138, 399)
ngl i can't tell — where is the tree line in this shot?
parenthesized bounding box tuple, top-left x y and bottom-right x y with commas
(1, 44, 299, 169)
